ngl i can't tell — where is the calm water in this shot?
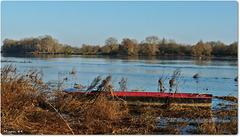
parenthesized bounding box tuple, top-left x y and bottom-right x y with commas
(1, 53, 238, 97)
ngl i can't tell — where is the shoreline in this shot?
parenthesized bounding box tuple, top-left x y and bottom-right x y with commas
(1, 52, 238, 59)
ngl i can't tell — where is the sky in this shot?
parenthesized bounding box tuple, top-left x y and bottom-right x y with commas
(1, 1, 238, 47)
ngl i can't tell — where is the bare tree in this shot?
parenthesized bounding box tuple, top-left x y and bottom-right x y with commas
(145, 36, 160, 44)
(105, 37, 118, 51)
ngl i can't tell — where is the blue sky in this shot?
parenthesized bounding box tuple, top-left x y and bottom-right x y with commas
(1, 1, 238, 47)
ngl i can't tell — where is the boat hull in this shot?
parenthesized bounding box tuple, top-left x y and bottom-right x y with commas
(114, 96, 212, 107)
(63, 88, 213, 107)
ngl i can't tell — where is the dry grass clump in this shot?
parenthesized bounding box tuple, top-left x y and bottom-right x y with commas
(190, 116, 238, 135)
(174, 106, 212, 119)
(52, 91, 91, 116)
(215, 95, 238, 103)
(194, 121, 237, 135)
(1, 65, 72, 134)
(188, 102, 238, 135)
(85, 95, 129, 121)
(72, 96, 130, 134)
(127, 106, 162, 134)
(51, 75, 131, 134)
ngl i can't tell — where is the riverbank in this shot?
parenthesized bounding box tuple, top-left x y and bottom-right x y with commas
(13, 51, 237, 58)
(1, 65, 237, 135)
(2, 35, 238, 57)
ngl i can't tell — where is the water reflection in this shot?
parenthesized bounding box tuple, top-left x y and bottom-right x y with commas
(2, 53, 237, 66)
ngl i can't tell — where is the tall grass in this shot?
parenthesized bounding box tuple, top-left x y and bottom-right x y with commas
(1, 65, 237, 135)
(1, 65, 73, 134)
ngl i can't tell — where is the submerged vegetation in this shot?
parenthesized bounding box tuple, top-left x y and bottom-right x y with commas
(1, 65, 238, 135)
(1, 35, 238, 57)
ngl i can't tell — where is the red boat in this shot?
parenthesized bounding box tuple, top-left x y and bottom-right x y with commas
(63, 88, 213, 107)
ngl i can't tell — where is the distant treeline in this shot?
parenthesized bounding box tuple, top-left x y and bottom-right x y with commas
(1, 35, 238, 57)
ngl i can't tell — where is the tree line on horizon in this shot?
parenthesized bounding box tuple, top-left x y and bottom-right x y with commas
(1, 35, 238, 57)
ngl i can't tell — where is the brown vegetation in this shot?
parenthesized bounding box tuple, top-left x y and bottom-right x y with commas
(1, 65, 72, 134)
(1, 65, 238, 135)
(215, 96, 238, 103)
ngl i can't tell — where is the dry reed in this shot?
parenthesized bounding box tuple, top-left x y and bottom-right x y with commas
(1, 65, 237, 135)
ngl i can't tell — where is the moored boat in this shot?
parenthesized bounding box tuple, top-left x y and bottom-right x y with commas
(63, 88, 213, 107)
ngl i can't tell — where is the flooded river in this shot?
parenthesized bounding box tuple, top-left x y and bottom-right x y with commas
(1, 53, 238, 97)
